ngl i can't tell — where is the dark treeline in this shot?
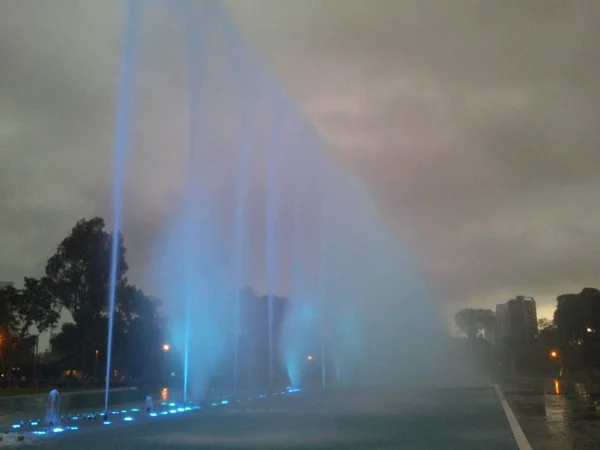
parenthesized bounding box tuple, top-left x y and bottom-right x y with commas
(0, 217, 291, 391)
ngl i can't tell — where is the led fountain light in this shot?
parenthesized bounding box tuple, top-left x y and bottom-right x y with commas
(7, 395, 246, 443)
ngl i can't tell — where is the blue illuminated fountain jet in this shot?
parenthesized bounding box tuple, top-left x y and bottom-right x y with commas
(106, 0, 466, 410)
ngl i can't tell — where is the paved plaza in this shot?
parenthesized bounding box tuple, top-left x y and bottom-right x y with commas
(504, 378, 600, 450)
(8, 379, 600, 449)
(36, 386, 517, 449)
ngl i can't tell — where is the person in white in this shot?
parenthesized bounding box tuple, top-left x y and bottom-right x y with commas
(45, 385, 61, 427)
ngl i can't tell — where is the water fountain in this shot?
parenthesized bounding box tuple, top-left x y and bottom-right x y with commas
(108, 0, 459, 410)
(105, 0, 139, 413)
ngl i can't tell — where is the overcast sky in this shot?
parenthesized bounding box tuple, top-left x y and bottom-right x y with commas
(1, 0, 600, 325)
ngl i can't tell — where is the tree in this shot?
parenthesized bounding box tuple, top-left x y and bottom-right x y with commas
(46, 217, 128, 323)
(538, 318, 555, 331)
(16, 277, 60, 339)
(554, 288, 600, 371)
(119, 287, 165, 381)
(537, 318, 558, 350)
(454, 308, 496, 341)
(45, 217, 168, 381)
(50, 323, 86, 371)
(0, 285, 20, 382)
(45, 217, 128, 375)
(0, 279, 60, 383)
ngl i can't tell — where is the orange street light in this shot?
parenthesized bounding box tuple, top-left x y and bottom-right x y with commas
(550, 350, 558, 358)
(163, 344, 170, 352)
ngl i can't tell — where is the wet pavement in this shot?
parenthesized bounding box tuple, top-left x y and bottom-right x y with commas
(503, 378, 600, 449)
(40, 386, 518, 449)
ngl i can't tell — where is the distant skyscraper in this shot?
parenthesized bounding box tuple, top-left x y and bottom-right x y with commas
(496, 303, 510, 343)
(495, 295, 538, 344)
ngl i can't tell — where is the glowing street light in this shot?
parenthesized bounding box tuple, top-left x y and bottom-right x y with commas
(307, 355, 313, 361)
(550, 350, 558, 358)
(162, 344, 170, 386)
(94, 350, 99, 379)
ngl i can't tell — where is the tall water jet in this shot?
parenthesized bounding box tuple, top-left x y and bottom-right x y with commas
(230, 81, 256, 393)
(181, 0, 207, 405)
(317, 158, 331, 389)
(264, 83, 286, 388)
(214, 3, 258, 394)
(105, 0, 138, 413)
(281, 129, 324, 388)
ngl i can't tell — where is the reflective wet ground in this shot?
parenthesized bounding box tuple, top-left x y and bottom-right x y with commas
(504, 378, 600, 449)
(41, 387, 517, 449)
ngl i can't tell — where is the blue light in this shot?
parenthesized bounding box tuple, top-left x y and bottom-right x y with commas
(177, 407, 185, 412)
(131, 408, 139, 412)
(103, 421, 112, 425)
(149, 412, 158, 417)
(169, 409, 177, 414)
(69, 426, 79, 431)
(160, 411, 168, 415)
(72, 416, 79, 420)
(52, 427, 64, 433)
(211, 402, 218, 406)
(121, 409, 128, 413)
(33, 431, 47, 436)
(184, 406, 192, 411)
(11, 424, 21, 429)
(168, 402, 176, 407)
(123, 416, 134, 422)
(221, 400, 229, 405)
(30, 421, 39, 426)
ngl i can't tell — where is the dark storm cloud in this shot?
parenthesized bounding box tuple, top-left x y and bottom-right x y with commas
(1, 0, 600, 323)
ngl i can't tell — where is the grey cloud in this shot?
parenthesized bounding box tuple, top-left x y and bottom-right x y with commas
(1, 0, 600, 323)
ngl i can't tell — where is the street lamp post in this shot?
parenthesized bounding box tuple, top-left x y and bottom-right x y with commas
(94, 350, 99, 380)
(163, 344, 170, 386)
(550, 349, 563, 377)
